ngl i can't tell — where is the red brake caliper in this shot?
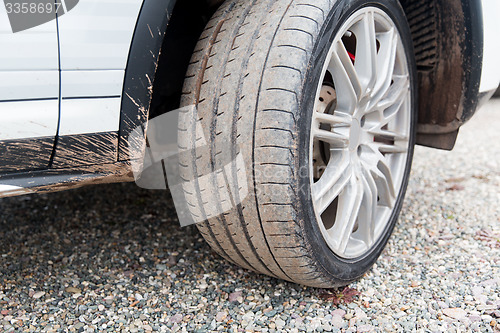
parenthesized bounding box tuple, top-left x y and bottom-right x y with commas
(348, 51, 355, 63)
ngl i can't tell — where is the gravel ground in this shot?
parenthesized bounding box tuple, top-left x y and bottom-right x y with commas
(0, 100, 499, 332)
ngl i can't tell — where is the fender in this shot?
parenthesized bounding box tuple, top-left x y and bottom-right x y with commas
(118, 0, 178, 161)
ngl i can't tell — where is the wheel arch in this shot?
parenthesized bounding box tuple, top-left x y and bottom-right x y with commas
(118, 0, 177, 161)
(399, 0, 483, 150)
(118, 0, 224, 161)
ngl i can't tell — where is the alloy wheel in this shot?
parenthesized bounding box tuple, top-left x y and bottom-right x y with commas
(310, 7, 411, 259)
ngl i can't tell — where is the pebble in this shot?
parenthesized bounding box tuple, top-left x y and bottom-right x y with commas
(0, 101, 498, 332)
(65, 287, 81, 294)
(229, 291, 243, 303)
(357, 324, 374, 332)
(331, 309, 346, 318)
(443, 308, 467, 320)
(169, 314, 183, 324)
(216, 312, 227, 322)
(330, 316, 344, 329)
(32, 292, 45, 299)
(275, 319, 286, 328)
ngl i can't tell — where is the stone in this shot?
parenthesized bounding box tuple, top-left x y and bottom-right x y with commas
(443, 308, 467, 320)
(32, 291, 45, 299)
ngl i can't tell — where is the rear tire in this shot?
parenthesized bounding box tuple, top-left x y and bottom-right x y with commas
(179, 0, 417, 287)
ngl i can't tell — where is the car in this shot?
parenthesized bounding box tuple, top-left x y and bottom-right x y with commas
(1, 0, 499, 287)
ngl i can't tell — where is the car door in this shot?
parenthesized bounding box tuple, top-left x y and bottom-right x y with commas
(53, 0, 143, 168)
(0, 4, 60, 173)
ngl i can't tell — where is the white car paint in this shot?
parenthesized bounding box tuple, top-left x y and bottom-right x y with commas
(480, 0, 500, 92)
(59, 70, 124, 135)
(0, 6, 59, 140)
(57, 0, 143, 135)
(61, 70, 124, 98)
(0, 100, 59, 140)
(0, 71, 59, 101)
(0, 11, 58, 71)
(58, 98, 121, 136)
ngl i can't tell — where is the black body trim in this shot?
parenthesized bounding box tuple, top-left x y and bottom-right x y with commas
(118, 0, 177, 161)
(0, 97, 58, 103)
(62, 95, 121, 100)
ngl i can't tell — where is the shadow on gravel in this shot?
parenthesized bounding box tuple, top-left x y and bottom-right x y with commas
(0, 183, 206, 281)
(0, 183, 321, 318)
(0, 183, 289, 286)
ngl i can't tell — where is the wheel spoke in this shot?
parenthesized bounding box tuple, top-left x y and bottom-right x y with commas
(330, 44, 359, 114)
(368, 128, 408, 142)
(357, 168, 378, 246)
(353, 11, 378, 94)
(374, 142, 408, 154)
(313, 111, 353, 128)
(361, 144, 397, 207)
(378, 75, 409, 108)
(376, 75, 410, 126)
(337, 40, 363, 97)
(312, 127, 349, 147)
(329, 171, 364, 254)
(370, 28, 398, 106)
(374, 159, 396, 207)
(363, 75, 409, 129)
(312, 153, 351, 215)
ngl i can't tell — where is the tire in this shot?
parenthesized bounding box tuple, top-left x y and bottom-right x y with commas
(179, 0, 417, 287)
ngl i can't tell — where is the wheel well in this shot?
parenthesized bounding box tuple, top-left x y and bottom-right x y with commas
(150, 0, 482, 150)
(399, 0, 439, 72)
(150, 0, 222, 119)
(399, 0, 483, 150)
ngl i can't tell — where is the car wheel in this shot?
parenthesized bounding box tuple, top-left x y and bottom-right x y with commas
(179, 0, 417, 287)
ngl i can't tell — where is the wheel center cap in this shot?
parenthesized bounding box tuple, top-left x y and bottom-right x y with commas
(349, 119, 361, 152)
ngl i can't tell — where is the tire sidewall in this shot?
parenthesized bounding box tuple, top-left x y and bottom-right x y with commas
(297, 0, 418, 283)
